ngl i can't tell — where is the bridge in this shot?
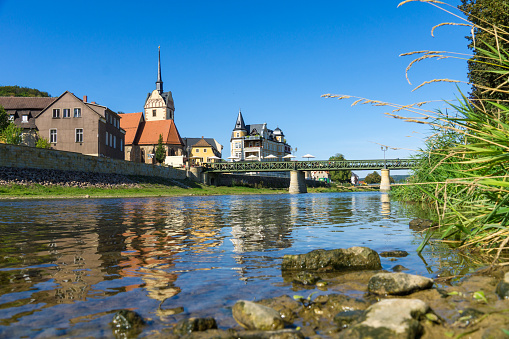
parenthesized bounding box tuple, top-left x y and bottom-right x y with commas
(194, 158, 417, 194)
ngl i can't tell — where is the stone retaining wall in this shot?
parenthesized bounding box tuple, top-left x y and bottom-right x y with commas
(0, 143, 186, 180)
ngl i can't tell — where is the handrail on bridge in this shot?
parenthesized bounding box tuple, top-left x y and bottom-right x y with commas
(202, 158, 418, 173)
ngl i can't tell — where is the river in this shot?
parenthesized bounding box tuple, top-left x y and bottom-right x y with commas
(0, 192, 480, 338)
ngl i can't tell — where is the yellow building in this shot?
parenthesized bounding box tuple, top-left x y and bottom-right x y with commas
(188, 137, 222, 165)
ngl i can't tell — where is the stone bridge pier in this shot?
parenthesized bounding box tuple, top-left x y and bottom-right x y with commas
(380, 168, 391, 192)
(289, 170, 307, 194)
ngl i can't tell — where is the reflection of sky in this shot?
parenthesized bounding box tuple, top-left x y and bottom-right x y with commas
(0, 193, 487, 337)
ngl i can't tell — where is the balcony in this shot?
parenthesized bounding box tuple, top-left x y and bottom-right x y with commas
(244, 135, 261, 141)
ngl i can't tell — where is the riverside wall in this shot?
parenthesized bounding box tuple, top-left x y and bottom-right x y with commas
(0, 143, 186, 180)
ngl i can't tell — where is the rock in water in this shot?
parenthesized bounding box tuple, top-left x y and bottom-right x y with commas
(496, 272, 509, 299)
(281, 247, 381, 272)
(339, 299, 431, 339)
(111, 309, 145, 338)
(173, 317, 217, 335)
(232, 300, 285, 331)
(368, 272, 434, 296)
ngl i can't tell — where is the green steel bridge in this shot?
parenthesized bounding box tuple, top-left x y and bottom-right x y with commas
(203, 158, 417, 173)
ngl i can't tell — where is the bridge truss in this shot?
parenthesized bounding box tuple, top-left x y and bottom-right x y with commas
(203, 159, 418, 173)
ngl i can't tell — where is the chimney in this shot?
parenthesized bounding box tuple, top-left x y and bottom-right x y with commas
(83, 95, 87, 102)
(91, 101, 96, 104)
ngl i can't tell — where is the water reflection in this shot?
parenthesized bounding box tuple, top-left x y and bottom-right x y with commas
(0, 193, 492, 337)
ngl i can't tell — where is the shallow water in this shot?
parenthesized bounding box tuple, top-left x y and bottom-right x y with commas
(0, 192, 483, 338)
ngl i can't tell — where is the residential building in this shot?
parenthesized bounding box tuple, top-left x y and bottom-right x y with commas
(0, 96, 56, 146)
(120, 47, 185, 166)
(35, 91, 125, 160)
(230, 110, 292, 161)
(183, 137, 223, 166)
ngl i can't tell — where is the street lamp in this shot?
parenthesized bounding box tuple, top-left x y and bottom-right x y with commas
(381, 146, 388, 169)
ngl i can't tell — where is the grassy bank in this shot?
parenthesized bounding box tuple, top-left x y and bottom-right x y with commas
(0, 181, 377, 199)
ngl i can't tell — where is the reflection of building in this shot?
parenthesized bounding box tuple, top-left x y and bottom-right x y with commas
(183, 137, 223, 165)
(230, 110, 291, 161)
(120, 48, 185, 166)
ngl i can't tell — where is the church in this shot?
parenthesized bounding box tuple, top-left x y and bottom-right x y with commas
(120, 48, 185, 166)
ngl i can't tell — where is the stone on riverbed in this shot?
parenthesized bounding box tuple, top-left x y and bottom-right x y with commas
(409, 218, 437, 231)
(339, 299, 431, 339)
(368, 272, 434, 296)
(174, 317, 218, 335)
(496, 272, 509, 299)
(281, 247, 381, 272)
(237, 329, 305, 339)
(111, 309, 145, 338)
(379, 250, 409, 258)
(233, 300, 285, 331)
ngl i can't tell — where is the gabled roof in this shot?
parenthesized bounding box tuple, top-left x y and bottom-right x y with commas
(193, 138, 212, 147)
(35, 91, 105, 118)
(135, 119, 184, 146)
(0, 96, 56, 110)
(120, 112, 144, 145)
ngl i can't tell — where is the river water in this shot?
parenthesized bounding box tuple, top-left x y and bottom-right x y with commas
(0, 192, 480, 338)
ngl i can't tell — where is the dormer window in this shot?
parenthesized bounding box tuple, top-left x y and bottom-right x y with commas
(22, 115, 28, 123)
(8, 115, 14, 121)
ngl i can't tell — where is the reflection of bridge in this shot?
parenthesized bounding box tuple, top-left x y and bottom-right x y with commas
(203, 159, 417, 173)
(194, 158, 417, 194)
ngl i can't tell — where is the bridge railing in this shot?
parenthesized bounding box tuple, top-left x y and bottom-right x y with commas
(202, 158, 418, 173)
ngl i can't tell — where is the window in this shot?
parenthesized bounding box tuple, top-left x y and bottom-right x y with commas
(113, 135, 116, 149)
(105, 132, 109, 146)
(75, 129, 83, 143)
(195, 149, 200, 153)
(120, 139, 123, 152)
(152, 109, 156, 117)
(236, 132, 239, 138)
(52, 109, 60, 118)
(50, 129, 57, 143)
(110, 133, 113, 147)
(63, 108, 70, 118)
(8, 115, 14, 121)
(203, 148, 207, 153)
(74, 108, 81, 117)
(21, 115, 28, 123)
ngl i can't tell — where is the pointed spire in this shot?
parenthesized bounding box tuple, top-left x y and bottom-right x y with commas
(156, 46, 163, 94)
(234, 109, 246, 131)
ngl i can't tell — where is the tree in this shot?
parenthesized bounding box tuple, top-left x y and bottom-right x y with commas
(155, 134, 166, 164)
(0, 105, 8, 132)
(364, 171, 381, 184)
(0, 85, 50, 97)
(458, 1, 509, 105)
(0, 123, 22, 145)
(36, 135, 52, 149)
(328, 153, 351, 183)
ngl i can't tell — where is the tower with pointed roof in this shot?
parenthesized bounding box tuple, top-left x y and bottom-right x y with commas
(144, 47, 175, 122)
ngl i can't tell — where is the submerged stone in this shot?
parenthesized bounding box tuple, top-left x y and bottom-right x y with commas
(292, 271, 320, 285)
(281, 247, 381, 272)
(392, 265, 409, 272)
(496, 272, 509, 299)
(333, 310, 364, 329)
(368, 272, 434, 296)
(409, 218, 436, 231)
(232, 300, 285, 331)
(379, 250, 409, 258)
(111, 309, 145, 338)
(174, 317, 218, 335)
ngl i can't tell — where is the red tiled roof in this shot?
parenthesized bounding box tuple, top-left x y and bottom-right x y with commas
(0, 97, 56, 110)
(120, 112, 144, 145)
(135, 119, 184, 146)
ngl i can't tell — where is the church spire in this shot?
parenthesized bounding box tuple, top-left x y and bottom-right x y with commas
(156, 46, 163, 94)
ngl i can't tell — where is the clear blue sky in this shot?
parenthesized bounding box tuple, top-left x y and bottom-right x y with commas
(0, 0, 470, 164)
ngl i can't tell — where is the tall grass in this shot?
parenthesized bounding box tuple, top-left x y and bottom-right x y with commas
(324, 0, 509, 259)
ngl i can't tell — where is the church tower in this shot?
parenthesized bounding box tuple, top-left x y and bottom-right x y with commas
(144, 47, 175, 121)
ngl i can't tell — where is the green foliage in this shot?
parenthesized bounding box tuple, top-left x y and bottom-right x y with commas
(0, 105, 8, 132)
(0, 123, 22, 145)
(155, 134, 166, 164)
(0, 85, 50, 97)
(36, 135, 52, 149)
(458, 0, 509, 104)
(364, 171, 381, 184)
(328, 153, 351, 183)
